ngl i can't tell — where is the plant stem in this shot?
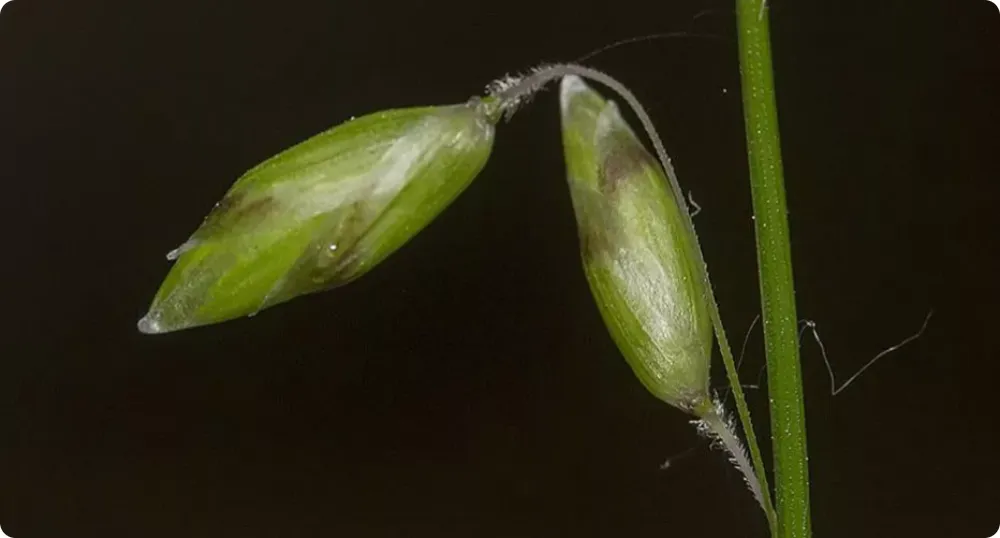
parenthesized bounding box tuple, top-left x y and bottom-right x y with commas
(734, 1, 812, 537)
(695, 400, 766, 512)
(706, 299, 777, 534)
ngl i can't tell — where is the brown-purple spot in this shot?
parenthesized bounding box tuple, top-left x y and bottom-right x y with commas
(198, 191, 276, 237)
(599, 142, 654, 195)
(573, 197, 615, 262)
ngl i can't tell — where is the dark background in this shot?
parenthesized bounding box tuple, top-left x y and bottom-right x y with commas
(2, 0, 997, 536)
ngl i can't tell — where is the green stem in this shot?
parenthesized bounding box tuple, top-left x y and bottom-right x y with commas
(708, 297, 777, 534)
(734, 1, 812, 537)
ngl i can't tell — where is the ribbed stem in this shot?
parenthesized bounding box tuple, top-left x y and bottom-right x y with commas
(734, 1, 812, 536)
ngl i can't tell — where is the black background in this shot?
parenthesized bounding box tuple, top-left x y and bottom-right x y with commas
(2, 0, 998, 536)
